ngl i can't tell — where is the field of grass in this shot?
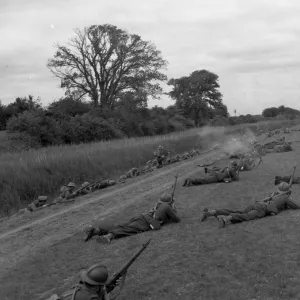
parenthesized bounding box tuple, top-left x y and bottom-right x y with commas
(1, 125, 300, 300)
(0, 119, 298, 216)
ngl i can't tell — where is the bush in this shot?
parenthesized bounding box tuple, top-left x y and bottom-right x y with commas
(6, 110, 63, 146)
(61, 114, 124, 144)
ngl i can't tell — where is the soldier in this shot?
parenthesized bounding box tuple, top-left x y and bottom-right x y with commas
(48, 264, 122, 300)
(84, 193, 180, 244)
(125, 168, 138, 178)
(183, 161, 239, 187)
(273, 142, 293, 153)
(237, 156, 262, 171)
(154, 145, 170, 168)
(274, 175, 300, 185)
(200, 182, 299, 228)
(119, 175, 127, 183)
(80, 182, 93, 194)
(27, 196, 48, 212)
(94, 180, 117, 190)
(53, 182, 77, 203)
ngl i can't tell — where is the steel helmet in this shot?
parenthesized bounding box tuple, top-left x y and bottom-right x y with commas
(67, 182, 76, 187)
(276, 182, 291, 194)
(80, 264, 108, 285)
(159, 193, 172, 203)
(82, 182, 90, 188)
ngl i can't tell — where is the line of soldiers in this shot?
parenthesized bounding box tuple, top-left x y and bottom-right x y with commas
(119, 145, 203, 182)
(26, 180, 116, 212)
(22, 145, 209, 215)
(47, 133, 300, 300)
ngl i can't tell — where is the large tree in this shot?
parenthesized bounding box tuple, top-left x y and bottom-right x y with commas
(168, 70, 226, 126)
(47, 24, 168, 109)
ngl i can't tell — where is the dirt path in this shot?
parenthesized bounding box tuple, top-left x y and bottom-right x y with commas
(0, 148, 229, 275)
(0, 148, 225, 240)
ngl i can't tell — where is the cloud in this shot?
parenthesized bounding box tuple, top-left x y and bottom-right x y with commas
(1, 0, 300, 114)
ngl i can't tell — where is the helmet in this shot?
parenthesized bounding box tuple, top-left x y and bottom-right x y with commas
(37, 196, 48, 201)
(80, 264, 108, 285)
(276, 182, 291, 194)
(67, 182, 76, 187)
(159, 193, 172, 203)
(82, 182, 90, 188)
(158, 145, 163, 149)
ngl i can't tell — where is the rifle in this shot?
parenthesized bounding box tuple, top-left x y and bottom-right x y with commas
(171, 173, 179, 199)
(73, 178, 105, 195)
(289, 164, 297, 187)
(105, 239, 151, 295)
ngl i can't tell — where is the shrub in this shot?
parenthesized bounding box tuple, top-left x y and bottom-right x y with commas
(6, 110, 63, 146)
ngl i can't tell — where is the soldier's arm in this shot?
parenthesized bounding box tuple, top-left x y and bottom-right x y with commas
(231, 170, 239, 181)
(63, 191, 77, 200)
(165, 206, 181, 222)
(103, 290, 110, 300)
(286, 198, 300, 209)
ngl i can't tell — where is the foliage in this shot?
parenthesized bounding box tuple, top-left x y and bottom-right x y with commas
(47, 97, 91, 120)
(168, 70, 228, 126)
(0, 96, 41, 130)
(47, 24, 168, 109)
(60, 114, 124, 143)
(262, 105, 300, 118)
(6, 110, 63, 146)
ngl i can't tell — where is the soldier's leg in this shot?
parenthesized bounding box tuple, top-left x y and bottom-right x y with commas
(201, 207, 244, 222)
(96, 215, 151, 243)
(183, 175, 218, 186)
(230, 205, 266, 223)
(218, 204, 266, 228)
(216, 208, 245, 215)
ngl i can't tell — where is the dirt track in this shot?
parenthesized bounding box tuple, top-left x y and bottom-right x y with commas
(0, 147, 226, 275)
(1, 128, 300, 300)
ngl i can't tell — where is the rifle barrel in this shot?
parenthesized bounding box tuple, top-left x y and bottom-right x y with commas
(106, 239, 151, 293)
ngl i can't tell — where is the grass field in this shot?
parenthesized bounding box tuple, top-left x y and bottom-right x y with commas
(0, 119, 298, 216)
(1, 123, 300, 300)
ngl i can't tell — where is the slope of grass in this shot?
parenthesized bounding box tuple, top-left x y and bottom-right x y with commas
(1, 136, 300, 300)
(0, 119, 298, 216)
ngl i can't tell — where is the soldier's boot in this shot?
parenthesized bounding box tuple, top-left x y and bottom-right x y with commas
(96, 233, 114, 244)
(183, 178, 193, 187)
(217, 215, 233, 228)
(84, 226, 101, 242)
(200, 208, 217, 222)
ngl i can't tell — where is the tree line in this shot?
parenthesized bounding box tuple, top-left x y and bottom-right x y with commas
(0, 23, 298, 150)
(262, 105, 300, 119)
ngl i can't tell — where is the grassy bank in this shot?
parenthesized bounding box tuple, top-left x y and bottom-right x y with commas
(0, 119, 298, 216)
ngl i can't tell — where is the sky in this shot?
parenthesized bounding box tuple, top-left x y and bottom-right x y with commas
(1, 0, 300, 115)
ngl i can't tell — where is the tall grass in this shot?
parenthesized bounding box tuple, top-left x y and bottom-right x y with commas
(0, 119, 298, 216)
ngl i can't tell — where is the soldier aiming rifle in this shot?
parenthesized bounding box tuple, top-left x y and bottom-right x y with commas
(47, 239, 151, 300)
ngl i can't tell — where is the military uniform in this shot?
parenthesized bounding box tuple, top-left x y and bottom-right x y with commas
(183, 164, 239, 186)
(27, 196, 48, 212)
(50, 264, 110, 300)
(54, 182, 77, 203)
(154, 145, 169, 167)
(86, 194, 180, 243)
(201, 182, 299, 228)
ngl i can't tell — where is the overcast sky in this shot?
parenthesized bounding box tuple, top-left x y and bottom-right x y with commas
(1, 0, 300, 115)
